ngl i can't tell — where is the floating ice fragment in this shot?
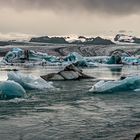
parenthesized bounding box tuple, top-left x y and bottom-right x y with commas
(8, 98, 27, 103)
(89, 75, 140, 93)
(0, 80, 26, 99)
(8, 71, 54, 90)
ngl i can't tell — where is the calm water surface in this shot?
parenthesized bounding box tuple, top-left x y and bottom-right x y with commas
(0, 64, 140, 140)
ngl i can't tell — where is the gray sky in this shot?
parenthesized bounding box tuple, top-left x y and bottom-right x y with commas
(0, 0, 140, 38)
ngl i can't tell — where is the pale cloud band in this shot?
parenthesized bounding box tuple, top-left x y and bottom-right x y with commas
(0, 0, 140, 36)
(0, 0, 140, 15)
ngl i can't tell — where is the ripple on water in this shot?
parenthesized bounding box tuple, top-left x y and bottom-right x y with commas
(0, 66, 140, 139)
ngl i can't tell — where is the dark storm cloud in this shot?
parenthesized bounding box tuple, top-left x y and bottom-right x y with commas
(1, 0, 140, 15)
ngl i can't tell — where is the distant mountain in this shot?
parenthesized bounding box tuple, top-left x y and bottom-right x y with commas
(83, 37, 114, 45)
(30, 35, 114, 45)
(0, 35, 115, 46)
(114, 34, 140, 44)
(30, 36, 68, 44)
(0, 40, 49, 46)
(0, 41, 11, 46)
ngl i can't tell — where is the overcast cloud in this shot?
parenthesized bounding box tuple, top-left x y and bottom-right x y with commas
(0, 0, 140, 15)
(0, 0, 140, 37)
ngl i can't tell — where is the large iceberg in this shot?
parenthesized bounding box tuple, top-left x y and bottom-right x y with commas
(28, 50, 60, 63)
(2, 48, 61, 64)
(64, 52, 88, 67)
(107, 55, 140, 65)
(89, 75, 140, 93)
(4, 48, 140, 67)
(64, 52, 84, 62)
(8, 72, 54, 90)
(0, 80, 26, 99)
(3, 48, 25, 63)
(107, 55, 122, 64)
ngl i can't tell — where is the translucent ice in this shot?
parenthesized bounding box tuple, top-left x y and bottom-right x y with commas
(21, 50, 60, 63)
(8, 71, 54, 90)
(64, 52, 84, 62)
(4, 48, 24, 63)
(3, 48, 60, 64)
(89, 75, 140, 93)
(122, 57, 139, 65)
(0, 80, 26, 99)
(64, 52, 88, 66)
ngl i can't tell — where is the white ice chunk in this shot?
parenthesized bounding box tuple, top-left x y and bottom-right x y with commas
(8, 71, 54, 90)
(89, 75, 140, 93)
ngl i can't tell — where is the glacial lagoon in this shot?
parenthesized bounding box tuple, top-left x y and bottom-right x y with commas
(0, 62, 140, 139)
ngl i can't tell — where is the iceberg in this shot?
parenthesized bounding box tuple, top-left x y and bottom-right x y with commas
(64, 52, 88, 67)
(4, 48, 140, 67)
(8, 71, 54, 90)
(122, 57, 140, 65)
(3, 48, 25, 63)
(107, 54, 122, 64)
(107, 50, 140, 65)
(0, 80, 26, 99)
(89, 75, 140, 93)
(64, 52, 84, 62)
(2, 48, 61, 64)
(28, 50, 60, 63)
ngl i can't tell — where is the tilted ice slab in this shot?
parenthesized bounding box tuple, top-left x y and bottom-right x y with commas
(0, 80, 26, 99)
(89, 75, 140, 93)
(8, 71, 54, 90)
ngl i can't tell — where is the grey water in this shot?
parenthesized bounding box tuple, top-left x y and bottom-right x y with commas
(0, 65, 140, 140)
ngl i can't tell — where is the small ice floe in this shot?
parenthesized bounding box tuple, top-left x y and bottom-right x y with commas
(8, 98, 27, 103)
(89, 75, 140, 93)
(8, 71, 54, 90)
(0, 80, 26, 100)
(134, 88, 140, 92)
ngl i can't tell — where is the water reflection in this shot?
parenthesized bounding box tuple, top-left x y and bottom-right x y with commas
(1, 65, 140, 140)
(109, 67, 122, 77)
(0, 65, 64, 81)
(1, 65, 140, 82)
